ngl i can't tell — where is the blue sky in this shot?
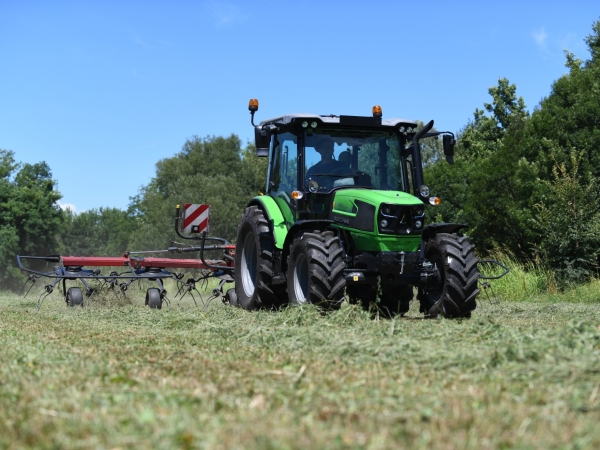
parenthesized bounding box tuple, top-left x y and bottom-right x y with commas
(0, 1, 597, 212)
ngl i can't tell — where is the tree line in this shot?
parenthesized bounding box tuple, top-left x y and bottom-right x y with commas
(2, 19, 599, 291)
(425, 20, 600, 285)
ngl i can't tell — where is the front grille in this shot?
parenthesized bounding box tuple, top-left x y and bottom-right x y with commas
(378, 203, 424, 234)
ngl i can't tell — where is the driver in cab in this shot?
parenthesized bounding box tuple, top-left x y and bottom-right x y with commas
(306, 138, 348, 180)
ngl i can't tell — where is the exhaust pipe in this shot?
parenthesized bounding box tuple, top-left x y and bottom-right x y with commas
(411, 119, 434, 197)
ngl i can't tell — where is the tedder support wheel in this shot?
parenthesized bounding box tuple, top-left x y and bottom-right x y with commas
(234, 206, 285, 310)
(225, 288, 238, 307)
(66, 287, 84, 307)
(286, 230, 346, 310)
(379, 284, 413, 318)
(146, 288, 162, 309)
(423, 233, 479, 318)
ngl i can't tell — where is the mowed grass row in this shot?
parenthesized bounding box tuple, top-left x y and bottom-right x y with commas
(0, 282, 599, 449)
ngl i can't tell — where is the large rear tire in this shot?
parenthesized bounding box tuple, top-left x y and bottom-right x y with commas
(234, 206, 284, 309)
(423, 233, 479, 318)
(287, 231, 346, 310)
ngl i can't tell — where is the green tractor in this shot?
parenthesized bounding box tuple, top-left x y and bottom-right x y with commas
(232, 99, 480, 318)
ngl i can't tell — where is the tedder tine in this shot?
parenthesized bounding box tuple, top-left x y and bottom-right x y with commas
(21, 274, 39, 298)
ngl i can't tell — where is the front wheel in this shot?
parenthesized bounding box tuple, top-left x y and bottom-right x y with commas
(287, 231, 346, 310)
(423, 233, 479, 318)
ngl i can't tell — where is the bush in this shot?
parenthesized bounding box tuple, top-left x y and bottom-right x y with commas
(533, 150, 600, 286)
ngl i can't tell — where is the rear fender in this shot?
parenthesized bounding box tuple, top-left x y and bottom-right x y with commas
(422, 223, 468, 242)
(247, 196, 288, 249)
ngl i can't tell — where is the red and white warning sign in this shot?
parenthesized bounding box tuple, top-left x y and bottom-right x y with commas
(181, 204, 210, 234)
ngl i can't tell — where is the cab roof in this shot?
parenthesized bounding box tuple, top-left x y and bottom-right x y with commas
(259, 113, 418, 130)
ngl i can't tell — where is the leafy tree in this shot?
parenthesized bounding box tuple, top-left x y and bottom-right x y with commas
(533, 150, 600, 285)
(128, 135, 267, 251)
(423, 158, 473, 225)
(60, 207, 136, 256)
(425, 77, 533, 254)
(522, 18, 600, 179)
(240, 143, 268, 195)
(459, 78, 528, 161)
(0, 150, 63, 289)
(426, 19, 600, 286)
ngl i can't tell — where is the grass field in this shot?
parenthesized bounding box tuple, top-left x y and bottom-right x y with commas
(0, 280, 599, 449)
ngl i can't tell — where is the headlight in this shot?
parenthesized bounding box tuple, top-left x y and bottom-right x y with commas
(307, 180, 319, 193)
(419, 185, 430, 197)
(415, 220, 423, 228)
(380, 219, 388, 228)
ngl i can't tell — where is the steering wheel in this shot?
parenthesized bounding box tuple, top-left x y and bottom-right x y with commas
(305, 164, 353, 191)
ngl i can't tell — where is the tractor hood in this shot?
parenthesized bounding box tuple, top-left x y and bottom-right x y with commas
(329, 189, 425, 251)
(332, 189, 422, 212)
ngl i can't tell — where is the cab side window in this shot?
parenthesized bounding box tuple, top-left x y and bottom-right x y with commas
(269, 132, 298, 193)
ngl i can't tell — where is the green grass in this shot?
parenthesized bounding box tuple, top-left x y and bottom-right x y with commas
(478, 252, 558, 302)
(479, 251, 600, 304)
(0, 278, 599, 449)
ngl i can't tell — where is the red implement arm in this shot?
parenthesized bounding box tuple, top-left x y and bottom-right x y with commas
(61, 253, 235, 270)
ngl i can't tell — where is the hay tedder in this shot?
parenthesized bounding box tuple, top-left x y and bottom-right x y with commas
(18, 204, 237, 309)
(18, 100, 508, 316)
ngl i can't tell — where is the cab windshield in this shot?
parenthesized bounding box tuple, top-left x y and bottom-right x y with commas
(304, 130, 405, 193)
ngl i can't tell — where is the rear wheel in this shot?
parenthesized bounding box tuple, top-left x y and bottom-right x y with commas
(234, 206, 284, 309)
(423, 233, 479, 318)
(66, 287, 83, 307)
(287, 231, 346, 310)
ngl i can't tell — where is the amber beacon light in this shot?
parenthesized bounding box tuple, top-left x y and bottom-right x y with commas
(372, 105, 382, 117)
(248, 98, 259, 112)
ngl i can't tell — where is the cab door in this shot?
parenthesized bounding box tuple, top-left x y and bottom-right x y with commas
(268, 132, 299, 227)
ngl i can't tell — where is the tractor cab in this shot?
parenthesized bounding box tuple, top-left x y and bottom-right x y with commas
(252, 107, 435, 225)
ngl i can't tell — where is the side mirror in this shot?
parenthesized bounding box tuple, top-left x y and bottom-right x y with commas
(254, 127, 270, 157)
(443, 135, 455, 164)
